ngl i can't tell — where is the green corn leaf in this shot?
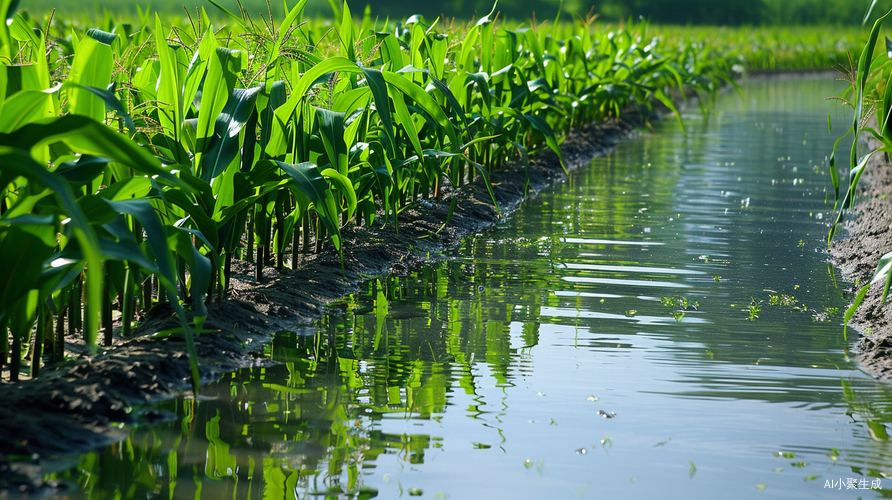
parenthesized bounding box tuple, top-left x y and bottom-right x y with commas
(5, 291, 39, 346)
(315, 107, 349, 176)
(829, 151, 839, 206)
(466, 72, 492, 114)
(84, 27, 118, 46)
(162, 189, 220, 251)
(8, 13, 39, 47)
(154, 16, 184, 145)
(78, 194, 120, 226)
(200, 86, 262, 183)
(828, 128, 852, 207)
(0, 214, 56, 227)
(338, 0, 355, 62)
(321, 167, 357, 222)
(0, 225, 55, 313)
(54, 155, 115, 185)
(397, 65, 471, 138)
(883, 70, 892, 143)
(0, 84, 61, 133)
(274, 160, 342, 250)
(829, 149, 878, 243)
(383, 70, 458, 151)
(376, 32, 404, 69)
(0, 115, 176, 184)
(106, 199, 180, 304)
(865, 0, 879, 25)
(390, 91, 423, 159)
(168, 228, 213, 314)
(855, 9, 891, 146)
(269, 57, 361, 155)
(98, 176, 153, 201)
(843, 149, 878, 211)
(0, 0, 20, 61)
(361, 68, 397, 155)
(94, 238, 160, 275)
(655, 89, 685, 133)
(196, 47, 241, 159)
(183, 30, 216, 120)
(0, 65, 6, 105)
(259, 80, 287, 160)
(461, 134, 501, 150)
(871, 251, 892, 303)
(66, 31, 114, 123)
(844, 284, 870, 340)
(523, 112, 566, 173)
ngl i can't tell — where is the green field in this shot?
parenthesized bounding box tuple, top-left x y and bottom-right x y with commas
(0, 0, 875, 387)
(16, 0, 883, 25)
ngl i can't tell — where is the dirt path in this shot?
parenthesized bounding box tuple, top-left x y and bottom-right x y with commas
(0, 112, 647, 495)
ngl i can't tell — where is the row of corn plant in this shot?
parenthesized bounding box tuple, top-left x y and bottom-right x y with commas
(652, 25, 864, 73)
(0, 0, 773, 388)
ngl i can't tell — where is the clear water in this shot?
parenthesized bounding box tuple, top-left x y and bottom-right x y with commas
(52, 76, 892, 499)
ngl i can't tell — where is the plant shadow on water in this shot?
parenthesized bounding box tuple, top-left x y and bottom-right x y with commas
(45, 77, 892, 499)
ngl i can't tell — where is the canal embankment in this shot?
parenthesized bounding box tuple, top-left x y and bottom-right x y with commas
(830, 135, 892, 380)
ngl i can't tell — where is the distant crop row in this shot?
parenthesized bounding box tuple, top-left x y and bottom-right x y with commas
(0, 1, 860, 388)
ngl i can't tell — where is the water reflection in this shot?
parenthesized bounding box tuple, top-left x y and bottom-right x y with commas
(52, 76, 892, 499)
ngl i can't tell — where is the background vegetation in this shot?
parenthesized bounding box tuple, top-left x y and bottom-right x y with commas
(17, 0, 880, 25)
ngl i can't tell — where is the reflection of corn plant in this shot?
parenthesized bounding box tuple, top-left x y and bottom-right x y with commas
(842, 379, 891, 441)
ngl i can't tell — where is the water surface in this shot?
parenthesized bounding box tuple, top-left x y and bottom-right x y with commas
(54, 76, 892, 499)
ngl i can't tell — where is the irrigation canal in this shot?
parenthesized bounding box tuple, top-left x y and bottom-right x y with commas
(50, 75, 892, 499)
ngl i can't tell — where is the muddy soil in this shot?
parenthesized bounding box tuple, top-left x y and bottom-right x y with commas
(829, 142, 892, 380)
(0, 110, 650, 495)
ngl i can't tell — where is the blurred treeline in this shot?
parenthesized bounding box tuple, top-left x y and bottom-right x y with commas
(20, 0, 878, 25)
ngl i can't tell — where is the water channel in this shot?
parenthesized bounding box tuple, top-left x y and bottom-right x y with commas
(51, 76, 892, 498)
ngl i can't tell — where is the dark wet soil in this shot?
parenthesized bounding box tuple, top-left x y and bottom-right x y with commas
(0, 110, 648, 496)
(829, 139, 892, 380)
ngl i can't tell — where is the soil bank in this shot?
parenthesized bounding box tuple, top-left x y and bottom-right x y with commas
(829, 142, 892, 380)
(0, 109, 652, 495)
